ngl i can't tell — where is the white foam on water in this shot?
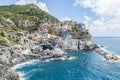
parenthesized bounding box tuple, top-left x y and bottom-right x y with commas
(42, 56, 77, 61)
(11, 60, 40, 70)
(17, 71, 26, 80)
(11, 60, 41, 80)
(44, 59, 50, 62)
(97, 46, 120, 62)
(100, 47, 110, 53)
(17, 71, 34, 80)
(103, 46, 108, 49)
(54, 56, 76, 61)
(67, 56, 76, 61)
(43, 57, 66, 62)
(100, 47, 120, 57)
(11, 56, 77, 80)
(24, 68, 43, 78)
(83, 52, 86, 54)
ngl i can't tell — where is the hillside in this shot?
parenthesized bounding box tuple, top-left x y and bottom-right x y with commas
(0, 4, 93, 47)
(0, 4, 59, 46)
(0, 4, 59, 32)
(0, 4, 59, 23)
(0, 4, 95, 80)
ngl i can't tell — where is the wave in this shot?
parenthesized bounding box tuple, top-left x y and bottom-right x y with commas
(17, 72, 26, 80)
(41, 56, 76, 62)
(11, 55, 77, 80)
(54, 56, 76, 61)
(11, 60, 42, 80)
(67, 56, 76, 60)
(100, 47, 120, 62)
(98, 45, 117, 55)
(12, 56, 77, 70)
(11, 60, 40, 70)
(100, 47, 120, 57)
(17, 71, 34, 80)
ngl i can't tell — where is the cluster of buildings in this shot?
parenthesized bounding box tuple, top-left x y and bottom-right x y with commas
(23, 20, 87, 50)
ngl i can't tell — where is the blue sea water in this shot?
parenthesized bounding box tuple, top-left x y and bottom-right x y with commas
(16, 37, 120, 80)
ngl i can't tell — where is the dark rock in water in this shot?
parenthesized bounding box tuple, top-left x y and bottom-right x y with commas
(94, 44, 100, 48)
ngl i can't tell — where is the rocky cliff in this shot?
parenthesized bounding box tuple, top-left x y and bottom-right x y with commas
(0, 4, 95, 80)
(62, 39, 94, 51)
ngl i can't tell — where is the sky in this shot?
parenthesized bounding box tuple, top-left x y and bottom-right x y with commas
(0, 0, 120, 37)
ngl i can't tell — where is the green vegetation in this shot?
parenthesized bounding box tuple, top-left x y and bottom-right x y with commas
(18, 25, 39, 31)
(14, 38, 21, 44)
(0, 4, 59, 33)
(0, 30, 10, 46)
(0, 4, 59, 46)
(0, 45, 1, 48)
(0, 4, 59, 23)
(11, 25, 20, 31)
(71, 25, 91, 40)
(0, 30, 7, 37)
(0, 36, 9, 46)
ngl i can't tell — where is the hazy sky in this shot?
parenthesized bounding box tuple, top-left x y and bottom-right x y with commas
(0, 0, 120, 37)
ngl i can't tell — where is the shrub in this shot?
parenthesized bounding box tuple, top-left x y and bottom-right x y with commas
(0, 30, 6, 37)
(0, 45, 1, 48)
(28, 26, 39, 31)
(15, 38, 21, 44)
(11, 25, 20, 31)
(0, 37, 9, 46)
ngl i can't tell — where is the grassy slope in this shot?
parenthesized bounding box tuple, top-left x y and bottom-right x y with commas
(0, 4, 59, 23)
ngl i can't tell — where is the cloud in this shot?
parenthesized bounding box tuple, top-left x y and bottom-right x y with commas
(83, 15, 92, 24)
(83, 15, 92, 27)
(74, 0, 120, 17)
(16, 0, 49, 12)
(74, 0, 120, 36)
(60, 17, 72, 21)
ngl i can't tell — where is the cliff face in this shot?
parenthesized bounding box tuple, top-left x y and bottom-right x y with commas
(62, 38, 94, 51)
(57, 21, 94, 51)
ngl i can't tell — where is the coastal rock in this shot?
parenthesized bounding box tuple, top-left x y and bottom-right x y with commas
(52, 48, 65, 56)
(12, 57, 23, 65)
(17, 20, 35, 27)
(0, 54, 10, 65)
(84, 43, 95, 50)
(0, 63, 4, 70)
(31, 46, 43, 54)
(62, 39, 95, 51)
(62, 39, 79, 51)
(5, 70, 19, 80)
(94, 46, 120, 61)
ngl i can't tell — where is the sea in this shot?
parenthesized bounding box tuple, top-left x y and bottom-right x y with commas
(15, 37, 120, 80)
